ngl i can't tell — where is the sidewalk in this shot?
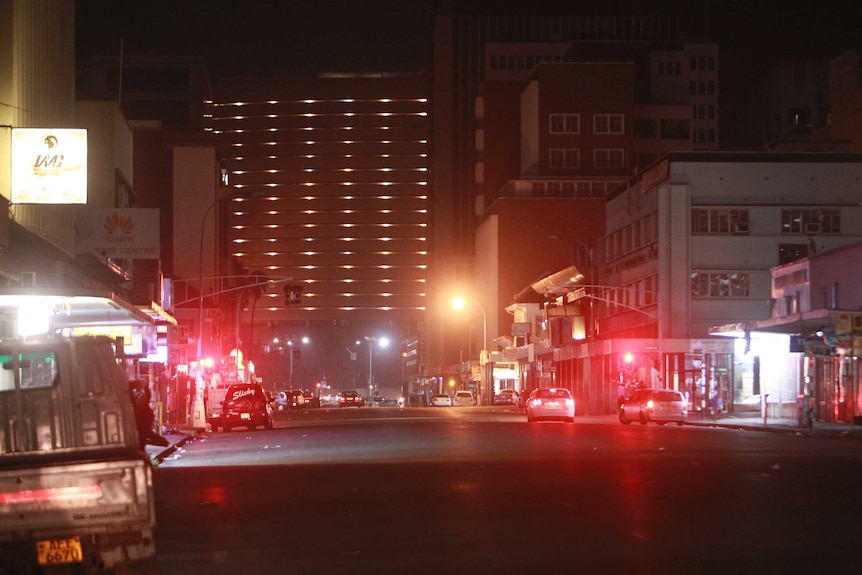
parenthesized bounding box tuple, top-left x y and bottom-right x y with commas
(682, 409, 862, 438)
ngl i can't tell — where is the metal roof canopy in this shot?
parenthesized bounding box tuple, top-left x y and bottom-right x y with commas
(0, 288, 156, 331)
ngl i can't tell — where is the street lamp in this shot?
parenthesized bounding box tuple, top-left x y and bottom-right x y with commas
(452, 296, 490, 406)
(284, 336, 309, 387)
(451, 296, 487, 358)
(197, 191, 264, 368)
(363, 336, 389, 401)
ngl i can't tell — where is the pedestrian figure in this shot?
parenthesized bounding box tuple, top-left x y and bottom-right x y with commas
(130, 380, 169, 451)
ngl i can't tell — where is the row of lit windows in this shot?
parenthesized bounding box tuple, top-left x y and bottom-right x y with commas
(232, 167, 428, 175)
(232, 250, 428, 257)
(233, 209, 428, 217)
(230, 194, 428, 202)
(247, 264, 428, 271)
(228, 153, 428, 160)
(232, 184, 428, 191)
(225, 139, 429, 147)
(212, 125, 428, 135)
(549, 113, 624, 135)
(211, 111, 428, 122)
(233, 223, 428, 230)
(208, 98, 428, 107)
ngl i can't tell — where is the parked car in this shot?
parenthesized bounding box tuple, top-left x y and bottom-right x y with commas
(526, 388, 575, 423)
(430, 393, 453, 407)
(221, 383, 274, 431)
(302, 388, 320, 407)
(337, 390, 365, 407)
(453, 390, 475, 406)
(619, 388, 687, 426)
(274, 389, 305, 409)
(494, 389, 519, 405)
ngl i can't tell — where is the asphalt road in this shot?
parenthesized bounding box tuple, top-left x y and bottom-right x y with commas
(152, 406, 862, 574)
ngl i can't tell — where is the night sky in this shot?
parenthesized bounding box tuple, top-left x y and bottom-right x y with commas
(76, 0, 862, 146)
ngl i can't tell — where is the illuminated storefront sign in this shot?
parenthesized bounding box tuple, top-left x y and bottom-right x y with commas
(11, 128, 87, 204)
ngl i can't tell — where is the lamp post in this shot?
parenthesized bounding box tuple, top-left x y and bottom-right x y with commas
(284, 336, 309, 388)
(451, 296, 487, 358)
(451, 296, 489, 405)
(363, 336, 389, 401)
(197, 192, 263, 370)
(345, 346, 357, 389)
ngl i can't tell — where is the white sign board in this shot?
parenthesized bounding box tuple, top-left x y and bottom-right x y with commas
(76, 208, 161, 259)
(11, 128, 88, 204)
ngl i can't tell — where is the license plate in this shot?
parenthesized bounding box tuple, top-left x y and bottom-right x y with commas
(37, 536, 83, 565)
(664, 405, 674, 412)
(547, 401, 560, 408)
(240, 412, 251, 420)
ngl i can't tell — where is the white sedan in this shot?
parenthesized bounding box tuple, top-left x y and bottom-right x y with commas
(526, 388, 575, 423)
(430, 393, 453, 407)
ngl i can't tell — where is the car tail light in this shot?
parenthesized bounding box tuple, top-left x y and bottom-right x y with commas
(531, 398, 542, 407)
(646, 399, 655, 410)
(565, 398, 574, 407)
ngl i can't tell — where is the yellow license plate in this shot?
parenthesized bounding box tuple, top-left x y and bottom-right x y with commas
(36, 536, 83, 565)
(240, 412, 251, 419)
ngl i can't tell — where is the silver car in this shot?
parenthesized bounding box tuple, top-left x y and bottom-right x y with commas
(619, 388, 687, 426)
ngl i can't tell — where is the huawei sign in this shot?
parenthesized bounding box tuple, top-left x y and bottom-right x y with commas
(103, 212, 135, 235)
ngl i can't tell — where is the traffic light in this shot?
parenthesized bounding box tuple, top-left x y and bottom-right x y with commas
(202, 356, 215, 375)
(623, 352, 634, 372)
(283, 284, 303, 305)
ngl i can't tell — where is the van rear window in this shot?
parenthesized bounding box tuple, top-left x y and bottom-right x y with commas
(0, 351, 57, 391)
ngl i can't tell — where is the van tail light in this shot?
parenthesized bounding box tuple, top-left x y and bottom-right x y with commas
(0, 484, 102, 505)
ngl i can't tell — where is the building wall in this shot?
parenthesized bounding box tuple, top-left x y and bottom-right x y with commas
(481, 197, 606, 346)
(830, 49, 862, 153)
(0, 0, 78, 261)
(522, 62, 635, 178)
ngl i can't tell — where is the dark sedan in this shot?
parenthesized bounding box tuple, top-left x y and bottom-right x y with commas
(337, 390, 366, 408)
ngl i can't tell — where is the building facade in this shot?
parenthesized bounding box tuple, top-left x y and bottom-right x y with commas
(510, 152, 862, 416)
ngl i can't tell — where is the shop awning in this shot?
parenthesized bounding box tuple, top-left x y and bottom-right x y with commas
(0, 288, 158, 332)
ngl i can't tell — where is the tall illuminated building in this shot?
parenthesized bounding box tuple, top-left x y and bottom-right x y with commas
(206, 73, 430, 381)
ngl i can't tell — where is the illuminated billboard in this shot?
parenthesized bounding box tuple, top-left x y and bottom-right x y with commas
(11, 128, 88, 204)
